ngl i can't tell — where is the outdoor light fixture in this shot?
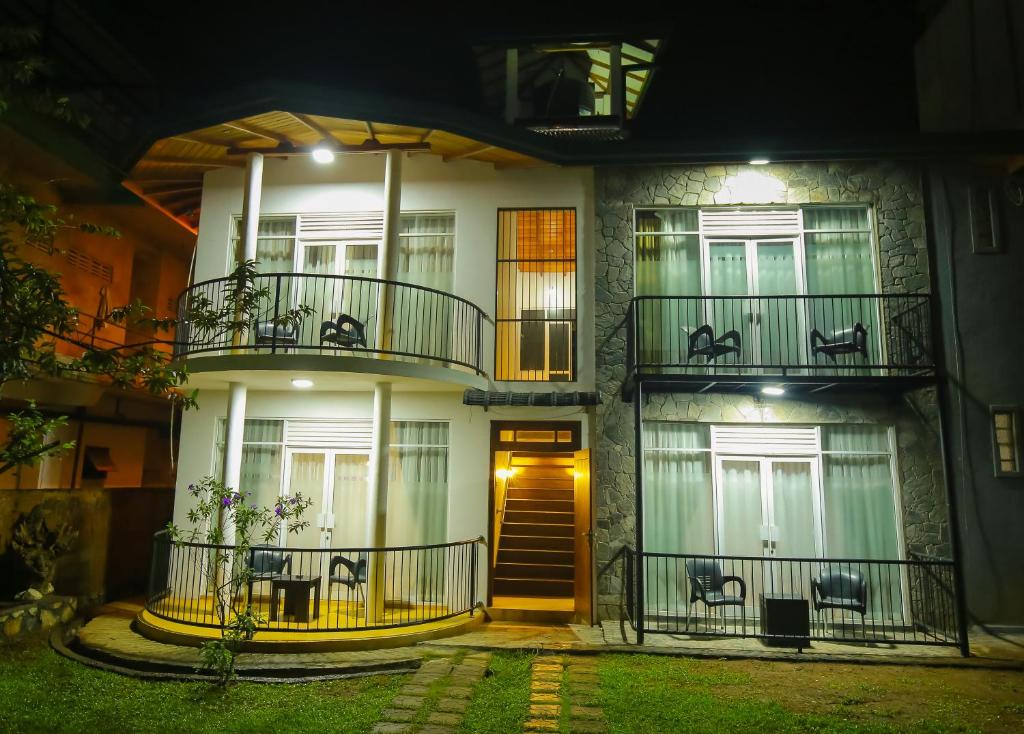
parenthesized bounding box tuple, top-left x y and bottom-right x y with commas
(495, 468, 515, 480)
(749, 158, 771, 165)
(761, 385, 786, 396)
(311, 141, 336, 164)
(291, 378, 314, 388)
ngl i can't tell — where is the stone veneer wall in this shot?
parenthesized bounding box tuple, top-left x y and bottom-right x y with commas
(593, 161, 947, 621)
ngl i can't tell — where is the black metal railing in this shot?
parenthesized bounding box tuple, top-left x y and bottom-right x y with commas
(145, 531, 480, 633)
(174, 273, 489, 375)
(627, 294, 934, 380)
(623, 549, 962, 648)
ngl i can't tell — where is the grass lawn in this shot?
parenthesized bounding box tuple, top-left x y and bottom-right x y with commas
(1, 642, 1021, 733)
(0, 641, 402, 734)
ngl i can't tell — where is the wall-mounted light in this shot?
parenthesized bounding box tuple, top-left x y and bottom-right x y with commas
(291, 378, 314, 388)
(761, 385, 785, 396)
(311, 141, 336, 164)
(495, 468, 515, 480)
(749, 158, 771, 165)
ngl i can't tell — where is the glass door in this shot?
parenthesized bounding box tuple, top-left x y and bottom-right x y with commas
(703, 240, 751, 369)
(299, 242, 379, 335)
(751, 240, 804, 370)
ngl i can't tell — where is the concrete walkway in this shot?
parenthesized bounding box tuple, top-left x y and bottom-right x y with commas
(71, 603, 1024, 676)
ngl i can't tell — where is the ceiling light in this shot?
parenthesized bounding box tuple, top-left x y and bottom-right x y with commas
(749, 158, 770, 165)
(311, 142, 336, 164)
(291, 378, 314, 388)
(761, 385, 785, 396)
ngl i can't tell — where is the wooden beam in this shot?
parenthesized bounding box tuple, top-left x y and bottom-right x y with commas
(287, 112, 335, 140)
(170, 134, 231, 148)
(443, 145, 495, 162)
(419, 129, 435, 143)
(140, 184, 204, 196)
(122, 180, 198, 234)
(142, 156, 241, 167)
(225, 140, 430, 157)
(364, 120, 377, 141)
(222, 120, 296, 145)
(124, 177, 203, 184)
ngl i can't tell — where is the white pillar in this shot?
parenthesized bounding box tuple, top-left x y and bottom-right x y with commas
(375, 150, 403, 350)
(240, 152, 264, 263)
(220, 381, 248, 546)
(365, 381, 392, 621)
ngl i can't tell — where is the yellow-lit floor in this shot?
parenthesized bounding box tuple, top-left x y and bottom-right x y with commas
(492, 596, 574, 612)
(140, 594, 475, 649)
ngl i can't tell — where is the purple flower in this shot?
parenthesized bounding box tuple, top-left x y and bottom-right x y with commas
(274, 505, 283, 517)
(288, 497, 298, 505)
(222, 497, 232, 507)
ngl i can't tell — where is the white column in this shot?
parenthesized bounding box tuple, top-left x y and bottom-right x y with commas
(365, 381, 392, 621)
(240, 152, 264, 263)
(219, 381, 248, 547)
(375, 150, 403, 350)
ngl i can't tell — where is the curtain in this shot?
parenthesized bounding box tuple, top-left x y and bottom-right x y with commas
(804, 208, 878, 371)
(387, 421, 449, 601)
(332, 454, 369, 547)
(821, 425, 901, 619)
(398, 215, 455, 361)
(212, 419, 284, 513)
(642, 422, 712, 612)
(756, 242, 800, 365)
(635, 211, 700, 367)
(232, 218, 296, 273)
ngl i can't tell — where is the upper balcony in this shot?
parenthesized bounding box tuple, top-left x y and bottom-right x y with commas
(174, 272, 490, 390)
(624, 293, 936, 396)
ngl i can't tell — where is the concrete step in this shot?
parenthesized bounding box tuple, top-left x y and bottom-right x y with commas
(483, 606, 575, 624)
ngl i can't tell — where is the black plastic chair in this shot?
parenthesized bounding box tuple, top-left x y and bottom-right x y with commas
(810, 322, 868, 362)
(254, 320, 298, 350)
(685, 558, 747, 631)
(685, 324, 741, 362)
(246, 544, 292, 605)
(812, 568, 868, 636)
(320, 314, 367, 349)
(328, 552, 368, 609)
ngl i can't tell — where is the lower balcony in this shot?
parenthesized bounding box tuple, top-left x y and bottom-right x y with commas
(622, 550, 964, 650)
(174, 273, 490, 389)
(626, 294, 935, 395)
(140, 532, 482, 648)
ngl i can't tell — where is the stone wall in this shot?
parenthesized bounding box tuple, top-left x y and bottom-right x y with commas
(593, 161, 947, 622)
(0, 596, 78, 643)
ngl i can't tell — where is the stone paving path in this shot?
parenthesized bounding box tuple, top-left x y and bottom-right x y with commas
(524, 656, 607, 734)
(372, 651, 492, 734)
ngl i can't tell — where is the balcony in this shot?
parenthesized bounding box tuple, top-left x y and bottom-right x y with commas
(174, 273, 489, 389)
(625, 294, 935, 395)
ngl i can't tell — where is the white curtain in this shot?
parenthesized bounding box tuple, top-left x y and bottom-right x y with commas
(332, 454, 369, 547)
(213, 418, 284, 513)
(387, 421, 449, 602)
(642, 422, 712, 612)
(397, 215, 455, 361)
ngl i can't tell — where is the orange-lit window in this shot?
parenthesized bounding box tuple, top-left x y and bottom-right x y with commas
(495, 209, 576, 381)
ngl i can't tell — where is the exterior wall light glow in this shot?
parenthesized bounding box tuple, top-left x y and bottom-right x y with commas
(749, 158, 770, 165)
(761, 385, 786, 396)
(495, 468, 515, 480)
(291, 378, 314, 388)
(311, 143, 336, 164)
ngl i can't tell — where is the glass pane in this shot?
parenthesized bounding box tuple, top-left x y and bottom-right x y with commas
(556, 431, 572, 442)
(344, 244, 378, 278)
(755, 242, 797, 296)
(302, 245, 337, 275)
(821, 425, 890, 453)
(516, 430, 555, 443)
(804, 207, 869, 231)
(706, 242, 751, 366)
(805, 233, 874, 295)
(636, 209, 698, 234)
(719, 460, 763, 557)
(771, 462, 816, 558)
(636, 234, 700, 297)
(707, 243, 748, 296)
(287, 453, 325, 549)
(643, 422, 710, 451)
(499, 430, 515, 442)
(332, 454, 369, 546)
(644, 451, 713, 554)
(822, 454, 899, 559)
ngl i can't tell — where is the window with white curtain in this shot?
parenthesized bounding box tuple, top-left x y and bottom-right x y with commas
(231, 217, 297, 272)
(398, 213, 455, 291)
(387, 421, 449, 546)
(642, 422, 713, 554)
(212, 418, 285, 510)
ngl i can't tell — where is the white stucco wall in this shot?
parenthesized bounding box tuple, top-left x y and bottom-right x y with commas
(194, 154, 596, 390)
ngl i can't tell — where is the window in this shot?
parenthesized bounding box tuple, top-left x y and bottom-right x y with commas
(496, 208, 577, 381)
(231, 217, 297, 272)
(399, 213, 455, 291)
(213, 418, 285, 510)
(992, 408, 1022, 476)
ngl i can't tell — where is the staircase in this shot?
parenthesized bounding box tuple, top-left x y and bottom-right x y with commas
(493, 453, 575, 598)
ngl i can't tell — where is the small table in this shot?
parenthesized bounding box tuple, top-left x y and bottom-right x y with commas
(760, 592, 810, 650)
(270, 575, 321, 623)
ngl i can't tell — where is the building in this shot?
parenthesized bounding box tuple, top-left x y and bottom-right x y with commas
(4, 0, 1022, 649)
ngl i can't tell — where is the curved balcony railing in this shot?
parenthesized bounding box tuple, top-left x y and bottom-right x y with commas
(174, 273, 488, 375)
(145, 531, 480, 633)
(627, 294, 934, 381)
